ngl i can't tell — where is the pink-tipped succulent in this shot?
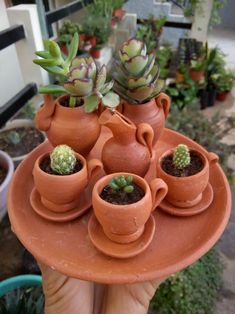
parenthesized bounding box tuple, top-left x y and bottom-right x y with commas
(113, 38, 163, 104)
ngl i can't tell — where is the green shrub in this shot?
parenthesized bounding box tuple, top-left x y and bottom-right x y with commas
(150, 247, 223, 314)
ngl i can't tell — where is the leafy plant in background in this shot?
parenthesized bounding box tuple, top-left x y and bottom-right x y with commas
(212, 70, 235, 93)
(4, 131, 24, 146)
(16, 101, 36, 120)
(0, 286, 44, 314)
(111, 0, 125, 10)
(33, 33, 119, 112)
(58, 20, 83, 45)
(151, 247, 223, 314)
(155, 45, 172, 79)
(113, 38, 163, 104)
(166, 103, 235, 184)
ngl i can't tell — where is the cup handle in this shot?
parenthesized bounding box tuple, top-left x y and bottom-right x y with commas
(208, 152, 219, 166)
(149, 178, 168, 212)
(87, 158, 103, 180)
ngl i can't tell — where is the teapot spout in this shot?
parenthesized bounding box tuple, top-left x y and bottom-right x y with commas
(35, 94, 56, 131)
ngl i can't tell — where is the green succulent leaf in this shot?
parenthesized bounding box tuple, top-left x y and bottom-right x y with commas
(33, 58, 58, 67)
(84, 94, 100, 113)
(126, 175, 133, 185)
(64, 78, 93, 96)
(95, 65, 107, 91)
(70, 64, 87, 79)
(35, 51, 51, 59)
(124, 185, 134, 193)
(121, 38, 145, 58)
(127, 84, 154, 102)
(38, 84, 66, 95)
(41, 65, 67, 76)
(124, 55, 148, 76)
(65, 32, 79, 66)
(48, 41, 61, 59)
(109, 181, 119, 191)
(70, 57, 85, 70)
(87, 62, 97, 80)
(102, 92, 120, 108)
(127, 74, 152, 89)
(100, 81, 114, 94)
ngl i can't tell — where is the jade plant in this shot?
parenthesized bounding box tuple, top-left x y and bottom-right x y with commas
(173, 144, 191, 169)
(33, 33, 119, 112)
(112, 38, 163, 104)
(50, 145, 77, 175)
(108, 175, 134, 193)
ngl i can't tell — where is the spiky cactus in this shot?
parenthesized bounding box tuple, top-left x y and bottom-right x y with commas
(112, 38, 164, 104)
(173, 144, 191, 170)
(108, 175, 134, 194)
(50, 145, 77, 175)
(33, 33, 119, 111)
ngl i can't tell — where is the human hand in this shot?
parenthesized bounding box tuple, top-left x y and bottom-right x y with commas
(39, 262, 165, 314)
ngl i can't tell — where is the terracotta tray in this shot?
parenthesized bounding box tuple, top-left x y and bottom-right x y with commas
(8, 128, 231, 284)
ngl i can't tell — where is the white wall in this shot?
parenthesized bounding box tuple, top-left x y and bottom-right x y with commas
(0, 0, 24, 107)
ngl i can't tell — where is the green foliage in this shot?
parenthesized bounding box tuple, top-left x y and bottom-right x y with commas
(212, 70, 235, 93)
(155, 45, 172, 79)
(58, 20, 83, 44)
(50, 145, 77, 175)
(111, 0, 125, 10)
(150, 247, 223, 314)
(190, 58, 206, 72)
(108, 175, 134, 194)
(17, 101, 36, 120)
(173, 144, 191, 169)
(0, 286, 44, 314)
(166, 104, 235, 184)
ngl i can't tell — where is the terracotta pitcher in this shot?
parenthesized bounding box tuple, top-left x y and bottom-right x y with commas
(120, 92, 171, 145)
(35, 94, 101, 156)
(99, 109, 154, 177)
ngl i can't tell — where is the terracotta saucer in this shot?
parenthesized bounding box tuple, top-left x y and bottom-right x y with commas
(8, 130, 231, 284)
(159, 183, 214, 217)
(88, 214, 155, 259)
(30, 187, 92, 222)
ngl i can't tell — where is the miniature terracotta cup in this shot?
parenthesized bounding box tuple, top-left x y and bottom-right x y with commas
(92, 172, 168, 244)
(35, 94, 101, 156)
(119, 92, 170, 145)
(156, 149, 218, 208)
(33, 152, 103, 213)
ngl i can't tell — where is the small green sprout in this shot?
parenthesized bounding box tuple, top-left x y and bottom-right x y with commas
(173, 144, 191, 170)
(5, 131, 22, 145)
(108, 175, 134, 194)
(50, 145, 77, 175)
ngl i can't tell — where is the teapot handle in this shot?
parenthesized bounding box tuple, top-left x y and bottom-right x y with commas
(35, 94, 56, 131)
(208, 152, 219, 166)
(136, 123, 154, 157)
(155, 92, 171, 119)
(87, 159, 103, 180)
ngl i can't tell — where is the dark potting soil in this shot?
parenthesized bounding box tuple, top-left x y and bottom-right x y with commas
(40, 155, 83, 175)
(0, 127, 44, 158)
(60, 97, 83, 108)
(100, 183, 145, 205)
(0, 166, 7, 185)
(161, 151, 204, 177)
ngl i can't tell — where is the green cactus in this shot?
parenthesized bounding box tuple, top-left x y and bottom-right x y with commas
(33, 33, 119, 111)
(108, 175, 134, 194)
(173, 144, 191, 170)
(112, 38, 164, 104)
(50, 145, 77, 175)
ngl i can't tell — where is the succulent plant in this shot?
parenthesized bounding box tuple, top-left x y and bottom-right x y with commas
(112, 38, 164, 104)
(50, 145, 77, 175)
(33, 33, 119, 111)
(108, 175, 134, 194)
(173, 144, 191, 170)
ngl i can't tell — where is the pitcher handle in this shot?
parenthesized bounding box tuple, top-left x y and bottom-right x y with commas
(35, 94, 56, 131)
(149, 178, 168, 211)
(87, 159, 103, 180)
(136, 123, 154, 157)
(155, 92, 171, 119)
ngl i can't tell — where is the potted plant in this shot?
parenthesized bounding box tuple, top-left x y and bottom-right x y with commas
(89, 173, 167, 257)
(175, 62, 187, 83)
(0, 119, 46, 167)
(213, 70, 235, 101)
(112, 38, 170, 145)
(0, 274, 43, 313)
(155, 45, 172, 80)
(32, 145, 102, 213)
(33, 33, 119, 155)
(189, 58, 206, 81)
(112, 0, 126, 19)
(0, 150, 14, 221)
(156, 144, 218, 209)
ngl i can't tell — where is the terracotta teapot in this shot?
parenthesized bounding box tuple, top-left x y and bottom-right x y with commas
(99, 109, 154, 177)
(120, 92, 171, 145)
(35, 94, 101, 156)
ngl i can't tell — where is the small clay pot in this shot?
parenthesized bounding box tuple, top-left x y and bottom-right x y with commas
(90, 48, 101, 59)
(120, 92, 171, 145)
(175, 71, 184, 83)
(35, 94, 101, 156)
(216, 91, 229, 102)
(189, 68, 204, 82)
(112, 8, 125, 19)
(33, 152, 103, 213)
(88, 36, 97, 47)
(156, 148, 218, 208)
(92, 173, 168, 244)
